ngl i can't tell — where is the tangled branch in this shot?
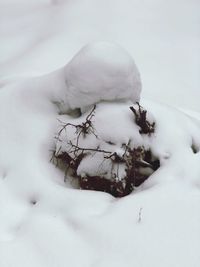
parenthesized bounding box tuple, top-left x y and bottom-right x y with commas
(52, 104, 160, 197)
(130, 102, 155, 134)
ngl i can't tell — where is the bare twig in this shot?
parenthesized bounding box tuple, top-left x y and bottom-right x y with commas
(130, 103, 155, 134)
(52, 105, 160, 198)
(69, 142, 112, 155)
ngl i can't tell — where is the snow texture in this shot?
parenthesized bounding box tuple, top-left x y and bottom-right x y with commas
(55, 102, 152, 183)
(1, 68, 200, 266)
(17, 42, 141, 115)
(0, 1, 200, 267)
(63, 42, 141, 111)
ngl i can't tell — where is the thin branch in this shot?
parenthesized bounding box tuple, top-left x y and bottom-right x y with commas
(69, 142, 112, 154)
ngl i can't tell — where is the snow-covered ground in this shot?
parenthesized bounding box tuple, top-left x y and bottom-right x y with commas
(0, 1, 200, 267)
(1, 0, 200, 111)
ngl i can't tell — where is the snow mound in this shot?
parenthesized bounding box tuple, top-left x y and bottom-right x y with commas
(29, 42, 141, 114)
(54, 102, 158, 197)
(1, 70, 200, 266)
(62, 42, 142, 111)
(54, 98, 200, 198)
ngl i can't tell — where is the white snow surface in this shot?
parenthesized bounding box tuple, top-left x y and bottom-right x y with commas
(1, 74, 200, 266)
(0, 1, 200, 267)
(64, 42, 141, 111)
(11, 42, 141, 115)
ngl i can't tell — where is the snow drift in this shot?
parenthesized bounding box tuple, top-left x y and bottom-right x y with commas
(0, 39, 200, 267)
(63, 42, 142, 112)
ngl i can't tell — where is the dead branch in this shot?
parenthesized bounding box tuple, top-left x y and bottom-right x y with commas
(130, 102, 155, 134)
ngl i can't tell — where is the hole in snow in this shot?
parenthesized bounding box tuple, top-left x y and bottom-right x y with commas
(65, 108, 82, 118)
(59, 107, 82, 118)
(191, 142, 199, 154)
(30, 199, 37, 206)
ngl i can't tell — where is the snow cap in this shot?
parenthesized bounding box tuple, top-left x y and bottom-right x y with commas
(64, 42, 142, 109)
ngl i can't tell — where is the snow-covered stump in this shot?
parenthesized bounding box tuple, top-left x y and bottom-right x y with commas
(53, 102, 160, 197)
(50, 42, 160, 197)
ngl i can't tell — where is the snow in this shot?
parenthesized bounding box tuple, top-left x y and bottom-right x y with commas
(55, 102, 149, 182)
(64, 42, 141, 111)
(55, 100, 200, 188)
(6, 42, 141, 115)
(0, 0, 200, 267)
(1, 73, 200, 266)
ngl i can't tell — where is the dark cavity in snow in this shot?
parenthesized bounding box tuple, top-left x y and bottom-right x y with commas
(191, 141, 199, 154)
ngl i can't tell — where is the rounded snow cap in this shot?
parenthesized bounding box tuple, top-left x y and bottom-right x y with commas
(65, 41, 142, 109)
